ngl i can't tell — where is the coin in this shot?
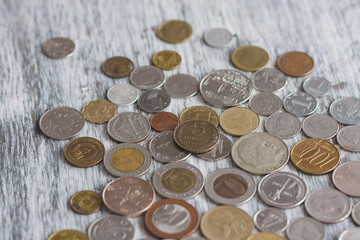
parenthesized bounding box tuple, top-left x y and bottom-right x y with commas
(303, 77, 331, 97)
(203, 28, 233, 48)
(196, 133, 232, 161)
(102, 56, 134, 78)
(70, 190, 102, 215)
(352, 202, 360, 225)
(42, 37, 75, 59)
(138, 89, 171, 113)
(231, 132, 289, 175)
(231, 46, 269, 72)
(283, 92, 317, 116)
(204, 168, 256, 205)
(64, 137, 105, 167)
(254, 208, 287, 232)
(103, 143, 152, 177)
(220, 107, 260, 136)
(339, 228, 360, 240)
(39, 106, 85, 140)
(88, 215, 134, 240)
(179, 106, 219, 127)
(252, 68, 287, 92)
(103, 176, 155, 217)
(164, 73, 199, 98)
(329, 97, 360, 125)
(152, 50, 181, 70)
(246, 232, 286, 240)
(286, 217, 325, 240)
(290, 138, 340, 175)
(82, 99, 117, 124)
(277, 51, 314, 77)
(302, 114, 339, 139)
(201, 205, 254, 240)
(157, 20, 193, 43)
(107, 84, 139, 106)
(48, 229, 88, 240)
(249, 92, 282, 116)
(332, 161, 360, 197)
(150, 112, 179, 132)
(153, 162, 204, 199)
(145, 199, 199, 239)
(265, 112, 301, 139)
(337, 126, 360, 152)
(129, 66, 165, 90)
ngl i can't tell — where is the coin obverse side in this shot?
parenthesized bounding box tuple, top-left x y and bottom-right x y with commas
(48, 229, 88, 240)
(130, 65, 165, 90)
(231, 45, 269, 72)
(352, 202, 360, 226)
(70, 190, 102, 215)
(336, 125, 360, 152)
(303, 77, 331, 98)
(42, 37, 75, 59)
(157, 20, 193, 43)
(102, 56, 134, 78)
(164, 73, 199, 98)
(196, 133, 232, 161)
(203, 28, 233, 48)
(286, 217, 325, 240)
(339, 228, 360, 240)
(246, 232, 286, 240)
(265, 112, 301, 139)
(152, 50, 182, 70)
(107, 84, 139, 106)
(302, 114, 339, 139)
(252, 68, 287, 92)
(249, 92, 282, 116)
(332, 161, 360, 197)
(150, 112, 179, 132)
(283, 91, 317, 116)
(254, 208, 288, 233)
(179, 105, 219, 127)
(277, 51, 314, 77)
(82, 99, 117, 124)
(88, 215, 134, 240)
(220, 107, 260, 136)
(330, 97, 360, 125)
(138, 89, 171, 113)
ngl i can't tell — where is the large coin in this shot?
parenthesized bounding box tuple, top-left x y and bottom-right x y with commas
(220, 107, 260, 136)
(82, 99, 117, 124)
(283, 91, 317, 116)
(332, 161, 360, 197)
(330, 97, 360, 125)
(157, 20, 193, 43)
(164, 73, 199, 98)
(249, 92, 282, 116)
(102, 56, 134, 78)
(231, 46, 269, 72)
(265, 112, 301, 139)
(70, 190, 102, 215)
(252, 68, 287, 92)
(337, 125, 360, 152)
(254, 208, 287, 232)
(302, 114, 339, 139)
(286, 217, 325, 240)
(203, 28, 233, 48)
(303, 77, 331, 98)
(277, 51, 314, 77)
(42, 37, 75, 59)
(107, 84, 139, 106)
(179, 106, 219, 127)
(152, 50, 181, 70)
(138, 89, 171, 113)
(48, 230, 88, 240)
(88, 215, 134, 240)
(129, 66, 165, 90)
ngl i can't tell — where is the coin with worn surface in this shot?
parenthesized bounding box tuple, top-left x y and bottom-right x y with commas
(150, 112, 179, 132)
(204, 168, 256, 205)
(103, 176, 155, 217)
(330, 97, 360, 125)
(265, 112, 301, 139)
(332, 161, 360, 197)
(337, 126, 360, 152)
(70, 190, 102, 215)
(231, 46, 269, 72)
(302, 114, 339, 139)
(157, 20, 193, 43)
(249, 92, 282, 116)
(138, 89, 171, 113)
(42, 37, 75, 59)
(286, 217, 325, 240)
(254, 208, 287, 232)
(277, 51, 314, 77)
(231, 132, 289, 175)
(246, 232, 286, 240)
(201, 205, 254, 240)
(252, 68, 287, 92)
(164, 73, 199, 98)
(107, 112, 151, 143)
(88, 215, 134, 240)
(107, 84, 139, 106)
(220, 107, 260, 136)
(200, 69, 252, 107)
(129, 66, 165, 90)
(303, 77, 331, 97)
(152, 50, 181, 70)
(82, 99, 117, 124)
(48, 229, 88, 240)
(39, 106, 85, 140)
(153, 162, 204, 199)
(339, 228, 360, 240)
(291, 138, 340, 175)
(197, 134, 232, 161)
(283, 92, 317, 116)
(179, 106, 219, 127)
(102, 56, 134, 78)
(203, 28, 233, 48)
(352, 202, 360, 225)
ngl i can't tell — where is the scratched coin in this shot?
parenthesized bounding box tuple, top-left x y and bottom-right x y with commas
(286, 217, 325, 240)
(332, 161, 360, 197)
(102, 56, 134, 78)
(157, 20, 193, 43)
(231, 45, 269, 72)
(339, 228, 360, 240)
(130, 66, 165, 90)
(150, 112, 179, 132)
(70, 190, 102, 215)
(42, 37, 75, 59)
(138, 89, 171, 113)
(352, 202, 360, 225)
(203, 28, 233, 48)
(249, 92, 282, 116)
(337, 126, 360, 152)
(247, 232, 286, 240)
(283, 92, 317, 116)
(88, 215, 134, 240)
(82, 99, 117, 124)
(254, 208, 287, 232)
(107, 84, 139, 106)
(48, 229, 88, 240)
(303, 77, 331, 98)
(330, 97, 360, 125)
(179, 106, 219, 127)
(164, 73, 199, 98)
(265, 112, 301, 139)
(277, 51, 314, 77)
(39, 106, 85, 140)
(220, 107, 260, 136)
(103, 176, 155, 217)
(197, 134, 232, 161)
(152, 50, 182, 70)
(302, 114, 339, 139)
(252, 68, 287, 92)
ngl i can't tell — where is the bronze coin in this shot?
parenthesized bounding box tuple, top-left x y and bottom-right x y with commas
(102, 56, 134, 78)
(277, 51, 314, 77)
(69, 190, 102, 215)
(213, 174, 248, 199)
(150, 112, 179, 132)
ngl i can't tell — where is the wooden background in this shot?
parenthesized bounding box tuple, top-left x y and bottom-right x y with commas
(1, 0, 360, 239)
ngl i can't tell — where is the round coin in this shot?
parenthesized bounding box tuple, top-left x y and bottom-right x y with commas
(246, 232, 286, 240)
(152, 50, 181, 70)
(138, 89, 171, 113)
(102, 56, 134, 78)
(179, 106, 219, 127)
(332, 161, 360, 197)
(231, 46, 269, 72)
(150, 112, 179, 132)
(302, 114, 339, 139)
(283, 92, 317, 116)
(252, 68, 287, 92)
(129, 66, 165, 90)
(254, 208, 287, 232)
(70, 190, 102, 215)
(303, 77, 331, 98)
(277, 51, 314, 77)
(42, 37, 75, 59)
(82, 99, 117, 124)
(249, 92, 282, 116)
(265, 112, 301, 139)
(286, 217, 325, 240)
(352, 202, 360, 225)
(164, 73, 199, 98)
(337, 126, 360, 152)
(196, 133, 232, 161)
(107, 84, 139, 106)
(48, 229, 88, 240)
(203, 28, 233, 48)
(339, 228, 360, 240)
(220, 107, 260, 136)
(157, 20, 193, 43)
(88, 215, 134, 240)
(330, 97, 360, 125)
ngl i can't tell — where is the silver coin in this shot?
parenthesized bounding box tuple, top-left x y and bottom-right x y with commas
(286, 217, 325, 240)
(332, 161, 360, 197)
(304, 188, 351, 223)
(337, 125, 360, 152)
(129, 65, 165, 90)
(203, 28, 233, 48)
(164, 73, 199, 98)
(107, 112, 151, 143)
(104, 143, 152, 177)
(258, 172, 307, 209)
(204, 168, 256, 205)
(200, 69, 252, 108)
(283, 92, 317, 116)
(196, 133, 232, 161)
(88, 215, 134, 240)
(339, 228, 360, 240)
(254, 208, 287, 232)
(42, 37, 75, 59)
(330, 97, 360, 125)
(302, 114, 339, 139)
(148, 131, 191, 163)
(107, 84, 139, 106)
(252, 68, 287, 92)
(303, 77, 331, 98)
(153, 162, 204, 200)
(265, 112, 301, 139)
(249, 92, 282, 116)
(352, 202, 360, 226)
(138, 89, 171, 113)
(39, 106, 85, 140)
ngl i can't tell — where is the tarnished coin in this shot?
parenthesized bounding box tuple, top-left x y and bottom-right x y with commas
(138, 89, 171, 113)
(290, 138, 340, 175)
(302, 114, 339, 139)
(200, 69, 252, 107)
(82, 99, 117, 124)
(352, 202, 360, 225)
(332, 161, 360, 197)
(203, 28, 233, 48)
(254, 208, 287, 232)
(39, 106, 85, 140)
(231, 132, 289, 175)
(107, 84, 139, 106)
(337, 126, 360, 152)
(129, 66, 165, 90)
(283, 92, 317, 116)
(252, 68, 287, 92)
(329, 97, 360, 125)
(231, 46, 269, 72)
(42, 37, 75, 59)
(204, 168, 256, 205)
(103, 176, 155, 217)
(303, 77, 331, 97)
(265, 112, 301, 139)
(258, 172, 307, 209)
(339, 228, 360, 240)
(152, 50, 181, 70)
(179, 106, 219, 127)
(102, 56, 134, 78)
(88, 215, 134, 240)
(220, 107, 260, 136)
(249, 92, 282, 116)
(164, 73, 199, 98)
(246, 232, 286, 240)
(70, 190, 102, 215)
(48, 230, 88, 240)
(201, 205, 254, 240)
(277, 51, 314, 77)
(286, 217, 325, 240)
(150, 112, 179, 132)
(153, 162, 204, 199)
(157, 20, 193, 43)
(197, 134, 232, 161)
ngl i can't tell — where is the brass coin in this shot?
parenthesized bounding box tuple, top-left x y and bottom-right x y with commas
(48, 229, 88, 240)
(231, 46, 269, 72)
(157, 20, 193, 44)
(82, 99, 117, 124)
(277, 51, 314, 77)
(70, 190, 102, 215)
(152, 50, 181, 70)
(179, 106, 219, 127)
(102, 56, 134, 78)
(246, 232, 286, 240)
(110, 147, 145, 172)
(162, 168, 196, 193)
(220, 107, 260, 136)
(64, 137, 105, 167)
(291, 138, 340, 175)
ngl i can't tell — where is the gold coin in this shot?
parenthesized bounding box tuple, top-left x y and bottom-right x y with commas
(162, 168, 196, 193)
(231, 46, 269, 72)
(48, 229, 88, 240)
(157, 20, 193, 44)
(110, 147, 145, 172)
(246, 232, 286, 240)
(82, 99, 117, 124)
(179, 106, 219, 127)
(70, 190, 102, 215)
(102, 56, 134, 78)
(152, 50, 181, 70)
(201, 205, 254, 240)
(291, 138, 340, 175)
(220, 107, 260, 136)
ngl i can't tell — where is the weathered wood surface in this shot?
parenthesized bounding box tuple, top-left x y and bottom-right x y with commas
(1, 0, 360, 239)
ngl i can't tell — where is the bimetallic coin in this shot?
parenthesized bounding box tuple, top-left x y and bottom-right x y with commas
(249, 92, 282, 116)
(42, 37, 75, 59)
(231, 46, 269, 72)
(70, 190, 102, 215)
(152, 50, 181, 70)
(197, 134, 232, 161)
(332, 161, 360, 197)
(283, 92, 317, 116)
(337, 125, 360, 152)
(150, 112, 178, 132)
(88, 215, 134, 240)
(254, 208, 287, 232)
(157, 20, 193, 43)
(303, 77, 331, 97)
(286, 217, 325, 240)
(102, 56, 134, 78)
(130, 66, 165, 90)
(265, 112, 301, 139)
(203, 28, 233, 48)
(138, 89, 171, 113)
(82, 99, 117, 124)
(164, 73, 199, 98)
(277, 51, 314, 77)
(330, 97, 360, 125)
(352, 202, 360, 225)
(339, 228, 360, 240)
(220, 107, 260, 136)
(179, 106, 219, 127)
(107, 84, 139, 106)
(252, 68, 287, 92)
(246, 232, 286, 240)
(48, 230, 88, 240)
(302, 114, 339, 139)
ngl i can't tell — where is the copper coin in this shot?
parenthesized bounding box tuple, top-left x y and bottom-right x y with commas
(277, 51, 314, 77)
(150, 112, 179, 132)
(102, 56, 134, 78)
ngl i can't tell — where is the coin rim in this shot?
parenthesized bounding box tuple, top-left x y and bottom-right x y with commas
(231, 45, 270, 72)
(277, 51, 314, 77)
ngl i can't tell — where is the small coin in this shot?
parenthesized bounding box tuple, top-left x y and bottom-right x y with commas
(138, 89, 171, 113)
(352, 202, 360, 225)
(39, 106, 85, 140)
(203, 28, 233, 48)
(197, 134, 232, 161)
(254, 208, 287, 232)
(339, 228, 360, 240)
(82, 99, 117, 124)
(48, 229, 88, 240)
(302, 114, 339, 139)
(179, 106, 219, 127)
(231, 46, 269, 72)
(303, 77, 331, 97)
(130, 66, 165, 90)
(152, 50, 181, 70)
(246, 232, 286, 240)
(283, 92, 317, 116)
(252, 68, 287, 92)
(107, 83, 139, 106)
(330, 97, 360, 125)
(70, 190, 102, 215)
(164, 73, 199, 98)
(249, 92, 282, 116)
(102, 56, 134, 78)
(150, 112, 179, 132)
(337, 126, 360, 152)
(42, 37, 75, 59)
(286, 217, 325, 240)
(157, 20, 193, 43)
(103, 176, 155, 217)
(265, 112, 301, 139)
(332, 161, 360, 197)
(277, 51, 314, 77)
(220, 107, 260, 136)
(88, 215, 134, 240)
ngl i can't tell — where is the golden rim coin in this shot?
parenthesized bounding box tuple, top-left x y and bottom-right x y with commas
(48, 229, 88, 240)
(291, 138, 340, 175)
(70, 190, 102, 215)
(246, 232, 286, 240)
(157, 20, 193, 44)
(277, 51, 314, 77)
(64, 137, 105, 167)
(220, 107, 260, 136)
(82, 99, 117, 124)
(152, 50, 181, 70)
(231, 46, 269, 72)
(102, 56, 134, 78)
(179, 105, 219, 127)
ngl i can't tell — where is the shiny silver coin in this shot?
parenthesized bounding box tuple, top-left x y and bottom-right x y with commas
(204, 168, 256, 205)
(332, 161, 360, 197)
(107, 84, 139, 106)
(249, 92, 282, 116)
(302, 114, 339, 139)
(42, 37, 75, 59)
(283, 92, 317, 116)
(254, 208, 287, 232)
(39, 106, 85, 140)
(330, 97, 360, 125)
(164, 73, 199, 98)
(153, 162, 204, 200)
(252, 68, 287, 92)
(286, 217, 325, 240)
(138, 89, 171, 113)
(304, 188, 351, 223)
(129, 65, 165, 90)
(303, 77, 331, 98)
(337, 125, 360, 152)
(339, 228, 360, 240)
(265, 112, 301, 139)
(203, 28, 233, 48)
(88, 215, 134, 240)
(196, 133, 232, 161)
(352, 202, 360, 226)
(258, 172, 307, 209)
(200, 69, 252, 108)
(104, 143, 152, 177)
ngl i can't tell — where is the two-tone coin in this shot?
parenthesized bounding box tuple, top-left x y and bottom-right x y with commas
(48, 230, 88, 240)
(277, 51, 314, 77)
(82, 99, 117, 124)
(249, 92, 282, 116)
(179, 106, 219, 127)
(164, 73, 199, 98)
(196, 134, 232, 161)
(42, 37, 75, 59)
(352, 202, 360, 225)
(252, 68, 287, 92)
(302, 114, 339, 139)
(107, 84, 139, 106)
(102, 56, 134, 78)
(138, 89, 171, 113)
(283, 92, 317, 116)
(88, 215, 134, 240)
(152, 50, 181, 70)
(332, 161, 360, 197)
(231, 46, 269, 72)
(150, 112, 179, 132)
(220, 107, 260, 136)
(157, 20, 193, 43)
(329, 97, 360, 125)
(247, 232, 286, 240)
(265, 112, 301, 139)
(203, 28, 233, 48)
(337, 125, 360, 152)
(286, 217, 325, 240)
(339, 228, 360, 240)
(254, 208, 287, 232)
(303, 77, 331, 97)
(130, 66, 165, 90)
(70, 190, 102, 215)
